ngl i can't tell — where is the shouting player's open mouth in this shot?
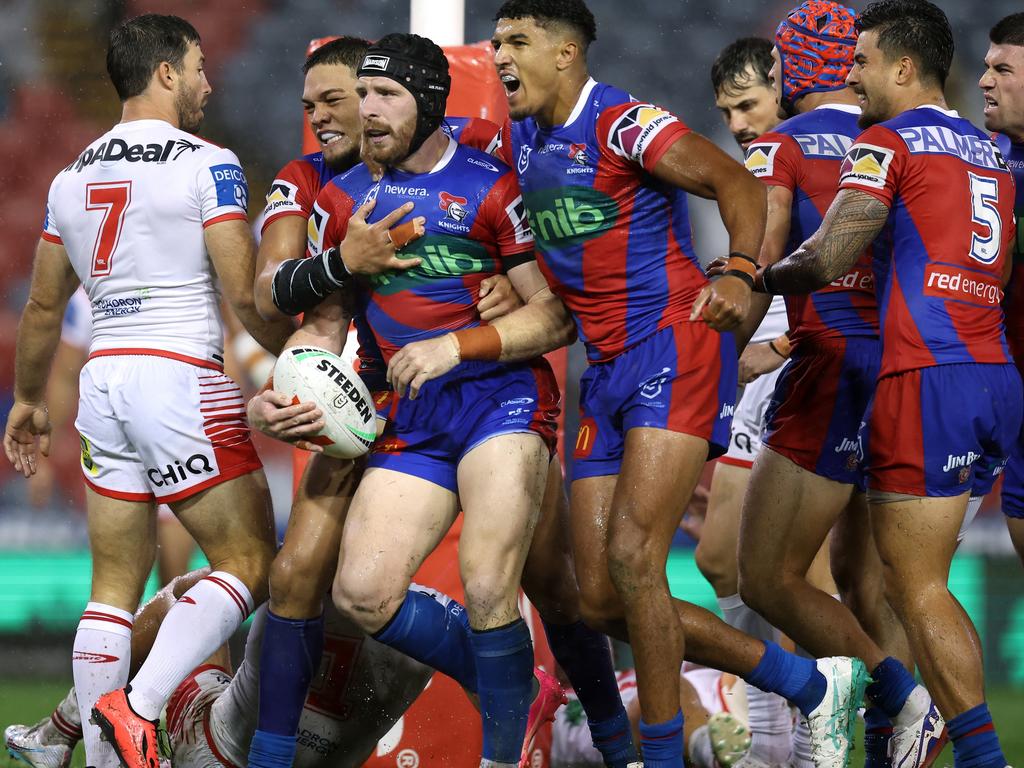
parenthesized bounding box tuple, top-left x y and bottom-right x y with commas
(317, 130, 345, 148)
(501, 73, 522, 104)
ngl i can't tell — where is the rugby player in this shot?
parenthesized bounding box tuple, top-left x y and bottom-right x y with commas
(245, 37, 632, 768)
(757, 2, 1019, 767)
(711, 4, 940, 766)
(489, 2, 865, 766)
(981, 12, 1024, 567)
(4, 568, 435, 768)
(702, 36, 795, 765)
(3, 14, 296, 768)
(294, 33, 574, 767)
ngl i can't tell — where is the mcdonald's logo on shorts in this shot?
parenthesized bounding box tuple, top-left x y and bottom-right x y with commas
(574, 417, 597, 459)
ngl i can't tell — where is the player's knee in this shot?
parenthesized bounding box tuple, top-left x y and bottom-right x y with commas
(462, 565, 519, 621)
(577, 589, 621, 634)
(606, 521, 659, 590)
(268, 554, 328, 617)
(520, 554, 580, 623)
(737, 562, 772, 615)
(332, 571, 399, 633)
(212, 550, 273, 606)
(695, 540, 737, 595)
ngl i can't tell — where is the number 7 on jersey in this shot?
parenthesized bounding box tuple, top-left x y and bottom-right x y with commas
(86, 180, 132, 277)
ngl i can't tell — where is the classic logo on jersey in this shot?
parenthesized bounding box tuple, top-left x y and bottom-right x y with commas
(308, 201, 328, 255)
(467, 155, 499, 173)
(524, 186, 617, 246)
(839, 144, 894, 189)
(210, 164, 249, 210)
(65, 137, 201, 173)
(745, 142, 781, 177)
(369, 234, 496, 293)
(505, 195, 533, 245)
(896, 125, 1008, 171)
(439, 191, 469, 222)
(518, 145, 532, 174)
(793, 133, 854, 159)
(607, 103, 678, 164)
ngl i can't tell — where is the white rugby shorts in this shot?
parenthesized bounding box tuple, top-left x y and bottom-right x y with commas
(75, 354, 262, 503)
(720, 365, 784, 469)
(167, 664, 239, 768)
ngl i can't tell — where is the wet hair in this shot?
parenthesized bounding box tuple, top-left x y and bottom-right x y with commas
(302, 35, 371, 75)
(711, 37, 774, 96)
(990, 13, 1024, 47)
(493, 0, 597, 50)
(107, 14, 200, 101)
(856, 0, 953, 87)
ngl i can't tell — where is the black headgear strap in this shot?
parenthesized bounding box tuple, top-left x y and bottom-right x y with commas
(357, 43, 451, 157)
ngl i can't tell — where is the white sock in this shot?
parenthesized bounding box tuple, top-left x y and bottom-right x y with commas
(718, 594, 792, 763)
(791, 713, 814, 768)
(717, 593, 782, 644)
(74, 602, 133, 768)
(893, 685, 930, 727)
(46, 687, 82, 744)
(127, 571, 253, 720)
(688, 724, 716, 768)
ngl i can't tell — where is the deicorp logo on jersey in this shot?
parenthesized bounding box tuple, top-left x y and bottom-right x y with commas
(211, 164, 249, 210)
(65, 138, 201, 173)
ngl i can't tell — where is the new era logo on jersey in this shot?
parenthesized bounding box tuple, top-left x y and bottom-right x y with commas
(745, 142, 781, 177)
(839, 144, 894, 189)
(211, 164, 249, 210)
(439, 191, 469, 222)
(607, 103, 678, 164)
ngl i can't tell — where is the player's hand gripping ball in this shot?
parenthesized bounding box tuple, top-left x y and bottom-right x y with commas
(273, 346, 376, 458)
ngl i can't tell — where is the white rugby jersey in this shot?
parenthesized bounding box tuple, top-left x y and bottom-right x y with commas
(750, 295, 789, 345)
(43, 119, 250, 369)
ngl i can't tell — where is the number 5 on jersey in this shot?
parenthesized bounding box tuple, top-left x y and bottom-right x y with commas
(968, 172, 1001, 265)
(86, 180, 132, 277)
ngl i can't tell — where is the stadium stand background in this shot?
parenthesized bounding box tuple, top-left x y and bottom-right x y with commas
(1, 0, 1022, 698)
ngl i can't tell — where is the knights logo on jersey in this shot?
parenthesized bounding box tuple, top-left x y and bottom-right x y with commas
(568, 143, 589, 166)
(439, 191, 469, 222)
(839, 144, 894, 189)
(518, 145, 532, 174)
(745, 142, 781, 177)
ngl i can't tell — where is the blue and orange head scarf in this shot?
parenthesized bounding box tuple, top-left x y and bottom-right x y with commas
(776, 0, 858, 109)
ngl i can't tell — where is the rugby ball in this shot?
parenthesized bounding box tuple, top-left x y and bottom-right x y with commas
(273, 346, 376, 459)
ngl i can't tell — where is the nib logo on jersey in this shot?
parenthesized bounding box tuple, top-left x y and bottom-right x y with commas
(66, 138, 201, 173)
(370, 234, 496, 293)
(524, 186, 617, 247)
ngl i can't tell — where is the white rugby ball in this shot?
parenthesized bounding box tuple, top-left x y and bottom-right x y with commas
(273, 346, 376, 459)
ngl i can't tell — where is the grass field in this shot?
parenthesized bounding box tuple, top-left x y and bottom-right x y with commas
(2, 680, 1022, 766)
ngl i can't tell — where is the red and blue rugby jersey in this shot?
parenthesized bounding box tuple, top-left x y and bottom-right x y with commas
(498, 79, 704, 362)
(745, 105, 878, 349)
(262, 118, 502, 380)
(993, 133, 1024, 375)
(838, 106, 1016, 377)
(311, 138, 534, 362)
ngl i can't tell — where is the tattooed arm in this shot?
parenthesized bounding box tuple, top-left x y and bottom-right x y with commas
(760, 189, 889, 295)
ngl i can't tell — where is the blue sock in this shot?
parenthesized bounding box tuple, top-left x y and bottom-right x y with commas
(746, 641, 825, 717)
(373, 589, 477, 692)
(471, 619, 534, 763)
(639, 710, 685, 768)
(542, 619, 638, 767)
(863, 706, 894, 768)
(867, 657, 918, 718)
(248, 610, 324, 768)
(247, 731, 298, 768)
(948, 703, 1005, 768)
